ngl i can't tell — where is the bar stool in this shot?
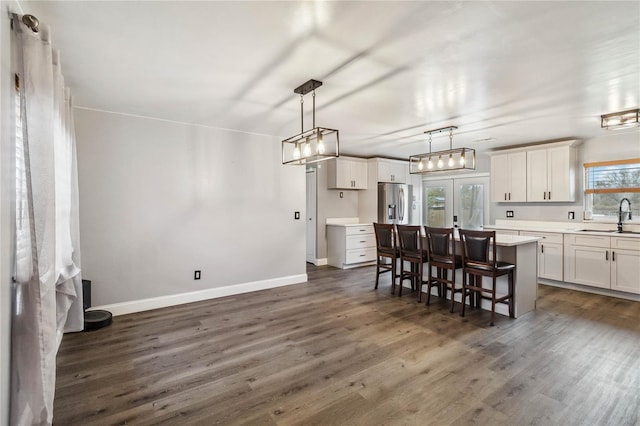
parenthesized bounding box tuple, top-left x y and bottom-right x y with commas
(424, 226, 463, 312)
(458, 229, 515, 326)
(396, 225, 429, 300)
(373, 223, 400, 294)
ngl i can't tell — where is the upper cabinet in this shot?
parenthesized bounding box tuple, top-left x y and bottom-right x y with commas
(526, 145, 576, 202)
(376, 159, 408, 183)
(327, 157, 368, 189)
(490, 152, 527, 202)
(490, 140, 578, 203)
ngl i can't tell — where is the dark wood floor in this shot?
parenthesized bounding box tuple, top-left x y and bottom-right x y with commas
(54, 265, 640, 425)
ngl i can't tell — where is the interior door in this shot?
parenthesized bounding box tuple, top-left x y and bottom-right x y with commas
(306, 169, 316, 263)
(423, 179, 453, 228)
(453, 177, 490, 229)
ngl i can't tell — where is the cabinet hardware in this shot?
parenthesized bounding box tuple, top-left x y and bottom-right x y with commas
(548, 191, 551, 200)
(612, 251, 615, 261)
(541, 244, 544, 254)
(543, 192, 546, 200)
(605, 250, 609, 261)
(359, 254, 366, 257)
(508, 192, 511, 200)
(360, 241, 366, 243)
(504, 193, 507, 201)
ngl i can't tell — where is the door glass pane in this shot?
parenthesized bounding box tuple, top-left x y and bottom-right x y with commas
(459, 183, 484, 229)
(424, 186, 446, 227)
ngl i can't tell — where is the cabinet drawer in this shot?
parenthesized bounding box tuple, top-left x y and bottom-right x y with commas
(346, 247, 376, 264)
(346, 234, 375, 250)
(520, 231, 563, 244)
(564, 234, 610, 248)
(611, 237, 640, 251)
(346, 225, 374, 235)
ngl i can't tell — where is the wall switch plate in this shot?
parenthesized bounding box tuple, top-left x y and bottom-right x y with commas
(294, 211, 300, 220)
(339, 192, 344, 198)
(506, 210, 514, 218)
(568, 211, 575, 220)
(194, 270, 201, 280)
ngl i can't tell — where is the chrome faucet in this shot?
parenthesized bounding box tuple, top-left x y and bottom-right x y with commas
(617, 198, 632, 233)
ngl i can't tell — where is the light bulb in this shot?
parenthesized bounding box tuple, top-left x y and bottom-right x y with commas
(427, 157, 433, 170)
(448, 154, 454, 167)
(317, 134, 325, 154)
(437, 155, 443, 168)
(293, 144, 301, 159)
(460, 151, 466, 166)
(303, 137, 311, 156)
(418, 159, 424, 171)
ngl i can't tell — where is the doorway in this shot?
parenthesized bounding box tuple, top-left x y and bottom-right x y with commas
(422, 175, 490, 229)
(306, 169, 317, 264)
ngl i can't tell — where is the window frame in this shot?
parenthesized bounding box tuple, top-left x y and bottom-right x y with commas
(583, 158, 640, 222)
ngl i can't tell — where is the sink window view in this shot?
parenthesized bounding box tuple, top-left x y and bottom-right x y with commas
(585, 160, 640, 219)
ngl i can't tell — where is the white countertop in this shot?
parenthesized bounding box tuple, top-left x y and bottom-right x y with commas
(485, 222, 640, 238)
(326, 223, 373, 227)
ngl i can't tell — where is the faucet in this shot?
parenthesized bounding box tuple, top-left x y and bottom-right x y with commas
(618, 198, 632, 233)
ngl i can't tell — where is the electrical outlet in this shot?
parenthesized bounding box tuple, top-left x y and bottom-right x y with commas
(194, 270, 201, 280)
(294, 211, 300, 220)
(506, 210, 514, 218)
(568, 211, 575, 220)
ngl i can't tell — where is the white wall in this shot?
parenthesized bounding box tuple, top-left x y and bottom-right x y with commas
(490, 131, 640, 223)
(74, 108, 306, 306)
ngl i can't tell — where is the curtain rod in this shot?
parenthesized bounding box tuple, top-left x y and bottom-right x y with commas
(11, 13, 39, 33)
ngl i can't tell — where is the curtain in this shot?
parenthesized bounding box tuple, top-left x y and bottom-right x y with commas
(11, 15, 83, 425)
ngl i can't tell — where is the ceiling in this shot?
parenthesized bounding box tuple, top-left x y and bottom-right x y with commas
(20, 1, 640, 158)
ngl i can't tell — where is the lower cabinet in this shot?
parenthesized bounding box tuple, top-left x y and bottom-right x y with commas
(327, 224, 376, 269)
(610, 237, 640, 294)
(520, 231, 563, 281)
(564, 234, 640, 294)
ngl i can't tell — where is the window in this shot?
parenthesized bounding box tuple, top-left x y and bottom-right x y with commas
(584, 159, 640, 220)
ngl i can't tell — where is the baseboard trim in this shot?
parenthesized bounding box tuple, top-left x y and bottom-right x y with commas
(539, 279, 640, 302)
(316, 258, 328, 266)
(89, 274, 308, 316)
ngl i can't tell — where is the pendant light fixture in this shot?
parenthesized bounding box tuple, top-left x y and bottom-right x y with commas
(282, 79, 339, 165)
(600, 108, 640, 129)
(409, 126, 476, 174)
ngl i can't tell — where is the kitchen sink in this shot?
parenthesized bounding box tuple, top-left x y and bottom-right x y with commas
(616, 230, 640, 235)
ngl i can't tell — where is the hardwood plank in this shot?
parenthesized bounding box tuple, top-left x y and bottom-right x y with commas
(53, 264, 640, 425)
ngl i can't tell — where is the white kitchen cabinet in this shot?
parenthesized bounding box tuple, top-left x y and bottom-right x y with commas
(520, 231, 563, 281)
(490, 152, 527, 202)
(327, 157, 368, 189)
(327, 224, 376, 269)
(526, 145, 576, 202)
(377, 159, 408, 183)
(610, 237, 640, 294)
(564, 234, 610, 289)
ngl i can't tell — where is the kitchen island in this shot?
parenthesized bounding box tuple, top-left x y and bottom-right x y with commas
(421, 232, 540, 319)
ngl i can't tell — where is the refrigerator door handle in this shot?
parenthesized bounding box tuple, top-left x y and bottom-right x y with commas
(398, 187, 405, 222)
(388, 204, 396, 220)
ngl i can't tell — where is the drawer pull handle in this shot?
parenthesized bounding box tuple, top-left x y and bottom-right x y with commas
(359, 254, 366, 257)
(360, 241, 366, 243)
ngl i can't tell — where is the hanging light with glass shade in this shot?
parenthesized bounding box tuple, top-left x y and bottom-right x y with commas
(282, 79, 339, 165)
(409, 126, 475, 174)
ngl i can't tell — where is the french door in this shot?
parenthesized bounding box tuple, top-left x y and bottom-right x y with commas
(422, 176, 490, 229)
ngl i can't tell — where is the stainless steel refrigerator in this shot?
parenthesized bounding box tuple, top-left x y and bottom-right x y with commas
(378, 183, 413, 225)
